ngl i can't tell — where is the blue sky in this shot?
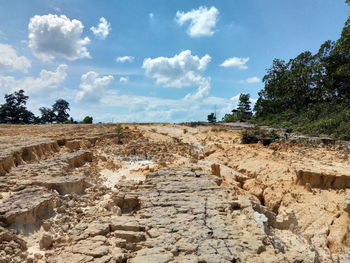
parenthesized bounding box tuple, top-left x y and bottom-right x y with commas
(0, 0, 348, 122)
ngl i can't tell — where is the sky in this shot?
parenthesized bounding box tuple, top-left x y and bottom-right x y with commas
(0, 0, 348, 123)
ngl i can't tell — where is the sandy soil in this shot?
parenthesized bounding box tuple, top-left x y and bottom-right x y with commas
(1, 123, 350, 262)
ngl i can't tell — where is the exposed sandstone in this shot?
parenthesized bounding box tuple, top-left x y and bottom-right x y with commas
(0, 123, 350, 262)
(39, 233, 53, 249)
(0, 188, 55, 228)
(296, 169, 350, 189)
(36, 173, 87, 195)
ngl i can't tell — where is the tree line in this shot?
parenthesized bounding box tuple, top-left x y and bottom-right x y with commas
(219, 1, 350, 140)
(251, 3, 350, 139)
(0, 90, 93, 124)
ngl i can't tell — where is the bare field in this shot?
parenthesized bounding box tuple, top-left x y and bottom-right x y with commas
(1, 123, 350, 263)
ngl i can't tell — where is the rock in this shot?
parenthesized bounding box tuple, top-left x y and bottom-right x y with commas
(296, 169, 350, 189)
(0, 188, 55, 228)
(39, 233, 53, 249)
(72, 239, 109, 257)
(129, 254, 174, 263)
(211, 164, 221, 177)
(130, 248, 174, 263)
(273, 206, 298, 231)
(37, 173, 88, 195)
(113, 230, 146, 242)
(46, 252, 94, 263)
(343, 190, 350, 213)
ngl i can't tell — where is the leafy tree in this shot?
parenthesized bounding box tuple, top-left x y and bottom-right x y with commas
(0, 90, 35, 124)
(237, 93, 252, 121)
(207, 113, 216, 123)
(39, 107, 56, 124)
(252, 10, 350, 140)
(82, 116, 93, 124)
(52, 99, 70, 123)
(238, 94, 252, 114)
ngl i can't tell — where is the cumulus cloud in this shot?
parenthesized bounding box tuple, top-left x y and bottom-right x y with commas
(220, 57, 249, 69)
(241, 77, 260, 84)
(175, 6, 219, 37)
(119, 77, 128, 83)
(116, 56, 134, 63)
(143, 50, 211, 101)
(149, 13, 154, 19)
(90, 17, 111, 39)
(96, 90, 255, 123)
(183, 80, 210, 101)
(0, 64, 67, 96)
(28, 14, 90, 61)
(76, 71, 114, 102)
(0, 43, 31, 73)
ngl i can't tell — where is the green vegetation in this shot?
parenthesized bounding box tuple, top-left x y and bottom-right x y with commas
(0, 90, 35, 124)
(52, 99, 70, 123)
(222, 93, 252, 122)
(252, 5, 350, 140)
(241, 127, 280, 146)
(0, 89, 79, 124)
(207, 113, 217, 123)
(115, 124, 125, 144)
(82, 116, 93, 124)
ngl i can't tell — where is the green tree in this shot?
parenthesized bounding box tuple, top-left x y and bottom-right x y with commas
(39, 107, 56, 124)
(252, 9, 350, 140)
(237, 93, 252, 121)
(207, 113, 216, 123)
(0, 90, 35, 124)
(238, 94, 251, 113)
(82, 116, 93, 124)
(52, 99, 70, 123)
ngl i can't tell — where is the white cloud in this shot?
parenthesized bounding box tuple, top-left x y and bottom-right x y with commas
(28, 14, 90, 61)
(149, 13, 154, 19)
(90, 17, 111, 39)
(241, 77, 261, 84)
(90, 90, 254, 123)
(143, 50, 211, 101)
(0, 43, 31, 73)
(119, 77, 128, 83)
(116, 56, 135, 63)
(175, 6, 219, 37)
(220, 57, 249, 69)
(76, 71, 114, 102)
(183, 80, 210, 101)
(0, 64, 67, 96)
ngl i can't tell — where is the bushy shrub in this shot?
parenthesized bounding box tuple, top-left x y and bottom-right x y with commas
(82, 116, 93, 124)
(241, 129, 260, 144)
(241, 127, 280, 146)
(221, 113, 237, 123)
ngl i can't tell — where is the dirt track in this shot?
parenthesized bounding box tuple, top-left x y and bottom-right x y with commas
(1, 123, 350, 262)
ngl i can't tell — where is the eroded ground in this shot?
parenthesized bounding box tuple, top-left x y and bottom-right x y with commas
(1, 123, 350, 263)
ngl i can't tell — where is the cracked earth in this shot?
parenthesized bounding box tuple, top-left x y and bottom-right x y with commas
(1, 123, 350, 262)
